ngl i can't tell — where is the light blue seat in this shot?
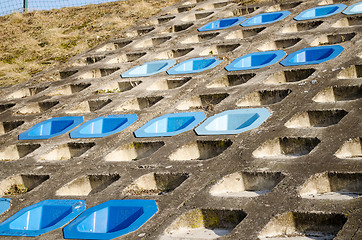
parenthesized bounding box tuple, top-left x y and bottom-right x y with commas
(198, 17, 246, 31)
(195, 108, 271, 135)
(70, 114, 138, 138)
(19, 116, 83, 140)
(343, 2, 362, 15)
(63, 200, 158, 240)
(294, 4, 347, 20)
(121, 59, 176, 78)
(167, 57, 222, 75)
(134, 112, 206, 137)
(0, 198, 10, 216)
(280, 45, 344, 66)
(241, 11, 290, 27)
(0, 200, 85, 237)
(225, 50, 286, 71)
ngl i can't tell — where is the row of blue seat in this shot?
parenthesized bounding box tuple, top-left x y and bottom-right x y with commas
(0, 198, 158, 239)
(18, 108, 271, 139)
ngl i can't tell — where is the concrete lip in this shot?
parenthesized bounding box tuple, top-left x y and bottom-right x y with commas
(280, 45, 344, 66)
(195, 108, 270, 136)
(167, 57, 222, 75)
(343, 2, 362, 15)
(134, 112, 206, 138)
(121, 59, 176, 78)
(0, 198, 10, 215)
(19, 116, 83, 140)
(70, 114, 138, 138)
(225, 50, 286, 71)
(294, 4, 347, 21)
(63, 200, 158, 240)
(241, 11, 290, 27)
(0, 200, 85, 237)
(198, 17, 246, 31)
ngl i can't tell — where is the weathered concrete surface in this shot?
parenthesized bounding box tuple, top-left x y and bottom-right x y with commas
(0, 0, 361, 239)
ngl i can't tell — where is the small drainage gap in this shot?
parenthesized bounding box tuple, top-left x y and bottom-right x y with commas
(94, 40, 132, 52)
(59, 69, 78, 79)
(199, 44, 240, 56)
(282, 21, 323, 33)
(79, 68, 120, 79)
(7, 87, 47, 99)
(169, 140, 232, 161)
(148, 77, 191, 90)
(165, 23, 193, 33)
(133, 36, 171, 49)
(16, 101, 59, 115)
(225, 27, 266, 39)
(105, 141, 164, 162)
(253, 137, 321, 158)
(333, 16, 362, 28)
(39, 142, 95, 161)
(0, 121, 24, 134)
(177, 93, 229, 110)
(335, 137, 361, 159)
(210, 171, 284, 197)
(157, 16, 175, 24)
(264, 68, 315, 84)
(313, 85, 362, 102)
(55, 174, 120, 196)
(237, 89, 292, 106)
(0, 144, 40, 161)
(311, 33, 356, 46)
(266, 1, 302, 12)
(232, 6, 259, 16)
(116, 96, 163, 111)
(181, 32, 219, 44)
(106, 52, 146, 63)
(0, 103, 16, 113)
(47, 83, 90, 96)
(208, 73, 256, 88)
(156, 48, 194, 60)
(181, 11, 213, 21)
(0, 174, 49, 196)
(65, 99, 111, 113)
(285, 109, 348, 128)
(124, 172, 188, 195)
(96, 81, 142, 94)
(258, 38, 301, 51)
(338, 65, 361, 79)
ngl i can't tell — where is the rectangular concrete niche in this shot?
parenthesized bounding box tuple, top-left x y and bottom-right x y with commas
(333, 16, 362, 27)
(210, 171, 284, 197)
(337, 65, 361, 79)
(311, 33, 356, 46)
(259, 212, 347, 239)
(65, 99, 111, 114)
(169, 140, 232, 161)
(0, 144, 40, 161)
(59, 69, 78, 79)
(253, 137, 321, 158)
(232, 6, 259, 16)
(46, 83, 90, 96)
(177, 93, 229, 111)
(266, 1, 302, 12)
(115, 96, 163, 111)
(94, 40, 132, 52)
(97, 81, 141, 94)
(0, 103, 15, 114)
(79, 68, 120, 79)
(264, 68, 315, 84)
(0, 174, 49, 196)
(257, 38, 301, 51)
(282, 20, 323, 33)
(335, 137, 361, 159)
(6, 87, 47, 100)
(148, 77, 191, 91)
(203, 1, 229, 9)
(166, 23, 193, 33)
(208, 73, 256, 88)
(173, 4, 196, 13)
(299, 172, 362, 200)
(0, 121, 24, 135)
(105, 141, 164, 162)
(229, 28, 266, 41)
(313, 85, 362, 102)
(155, 48, 194, 60)
(199, 44, 240, 56)
(125, 172, 188, 195)
(55, 174, 120, 196)
(73, 56, 106, 66)
(16, 101, 59, 115)
(181, 11, 213, 22)
(162, 209, 247, 239)
(285, 109, 348, 128)
(106, 52, 146, 64)
(39, 142, 95, 161)
(236, 89, 291, 106)
(126, 26, 155, 37)
(181, 32, 219, 44)
(156, 16, 175, 24)
(133, 36, 171, 49)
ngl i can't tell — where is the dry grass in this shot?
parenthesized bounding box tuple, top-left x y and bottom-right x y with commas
(0, 0, 182, 87)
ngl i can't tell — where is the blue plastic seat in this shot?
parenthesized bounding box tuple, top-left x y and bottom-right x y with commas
(19, 116, 83, 140)
(167, 57, 222, 75)
(280, 45, 344, 66)
(225, 50, 286, 71)
(195, 108, 271, 135)
(0, 199, 85, 237)
(63, 200, 158, 240)
(241, 11, 290, 27)
(121, 59, 176, 78)
(134, 112, 206, 137)
(0, 198, 10, 216)
(198, 17, 246, 31)
(343, 2, 362, 15)
(70, 114, 138, 138)
(294, 4, 347, 20)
